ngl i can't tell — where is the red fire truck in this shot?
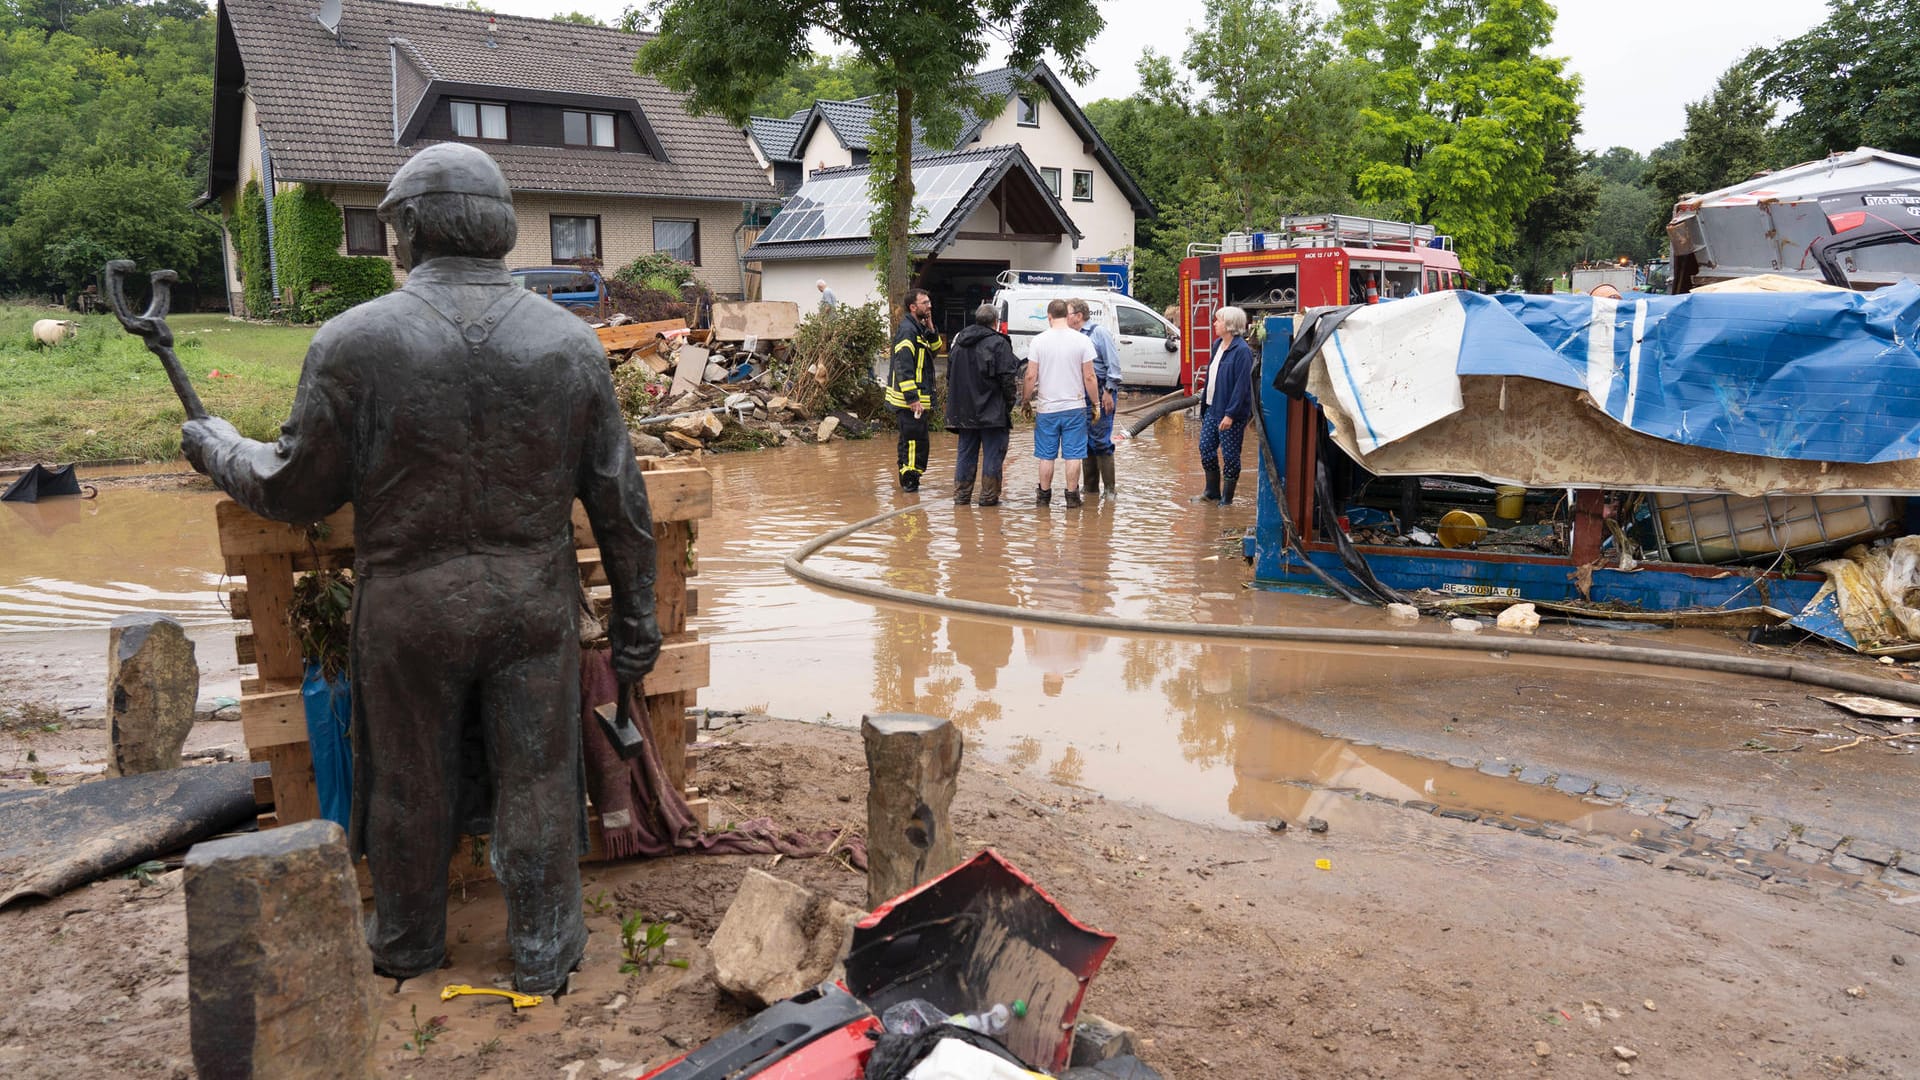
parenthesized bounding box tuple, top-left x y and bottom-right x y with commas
(1176, 214, 1467, 391)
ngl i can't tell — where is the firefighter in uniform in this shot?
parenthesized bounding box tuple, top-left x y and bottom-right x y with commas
(886, 288, 941, 491)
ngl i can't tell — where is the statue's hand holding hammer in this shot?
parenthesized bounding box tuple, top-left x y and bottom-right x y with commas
(612, 608, 662, 683)
(181, 416, 242, 475)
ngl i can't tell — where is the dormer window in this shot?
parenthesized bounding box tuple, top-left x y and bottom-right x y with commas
(1016, 94, 1039, 127)
(451, 100, 508, 141)
(564, 110, 616, 149)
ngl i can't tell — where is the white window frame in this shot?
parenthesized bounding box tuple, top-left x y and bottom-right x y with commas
(1016, 94, 1040, 127)
(1072, 169, 1094, 202)
(1040, 167, 1061, 199)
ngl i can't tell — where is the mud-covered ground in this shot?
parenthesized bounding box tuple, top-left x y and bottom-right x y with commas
(0, 717, 1914, 1079)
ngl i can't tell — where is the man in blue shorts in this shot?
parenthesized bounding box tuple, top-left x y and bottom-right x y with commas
(1021, 298, 1101, 507)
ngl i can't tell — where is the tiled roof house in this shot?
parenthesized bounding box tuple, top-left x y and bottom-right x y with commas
(742, 64, 1154, 317)
(209, 0, 778, 311)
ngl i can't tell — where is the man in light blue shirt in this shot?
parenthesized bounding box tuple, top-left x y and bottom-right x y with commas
(1066, 298, 1120, 495)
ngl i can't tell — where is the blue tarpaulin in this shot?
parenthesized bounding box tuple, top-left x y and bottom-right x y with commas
(1313, 283, 1920, 464)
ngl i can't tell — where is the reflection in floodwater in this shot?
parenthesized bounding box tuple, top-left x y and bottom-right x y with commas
(2, 425, 1651, 829)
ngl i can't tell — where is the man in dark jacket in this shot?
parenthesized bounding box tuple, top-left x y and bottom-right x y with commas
(885, 288, 941, 492)
(945, 303, 1021, 506)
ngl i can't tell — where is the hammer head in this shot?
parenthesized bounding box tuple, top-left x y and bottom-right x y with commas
(594, 692, 646, 760)
(103, 260, 178, 348)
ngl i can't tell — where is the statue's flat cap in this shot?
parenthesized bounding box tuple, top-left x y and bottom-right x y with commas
(380, 143, 512, 209)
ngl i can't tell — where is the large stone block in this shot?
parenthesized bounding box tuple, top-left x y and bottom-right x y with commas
(186, 819, 377, 1079)
(708, 868, 862, 1008)
(863, 713, 963, 908)
(106, 613, 198, 776)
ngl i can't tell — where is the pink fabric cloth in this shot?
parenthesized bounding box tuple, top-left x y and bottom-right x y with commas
(579, 648, 866, 867)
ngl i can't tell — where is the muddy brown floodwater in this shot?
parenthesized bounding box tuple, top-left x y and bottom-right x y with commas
(3, 416, 1915, 848)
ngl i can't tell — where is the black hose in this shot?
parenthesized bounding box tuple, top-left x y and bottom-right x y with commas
(1124, 394, 1198, 437)
(783, 505, 1920, 707)
(1313, 452, 1413, 606)
(1246, 363, 1374, 604)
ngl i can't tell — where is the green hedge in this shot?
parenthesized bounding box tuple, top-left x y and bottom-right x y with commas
(268, 185, 394, 322)
(231, 179, 273, 317)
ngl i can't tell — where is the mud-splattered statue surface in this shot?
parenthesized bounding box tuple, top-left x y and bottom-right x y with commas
(183, 143, 661, 994)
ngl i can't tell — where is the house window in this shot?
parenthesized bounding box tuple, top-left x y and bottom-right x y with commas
(564, 110, 616, 148)
(550, 215, 600, 263)
(1040, 167, 1061, 199)
(1016, 94, 1039, 127)
(653, 218, 700, 264)
(451, 99, 508, 141)
(343, 208, 386, 256)
(1072, 170, 1094, 202)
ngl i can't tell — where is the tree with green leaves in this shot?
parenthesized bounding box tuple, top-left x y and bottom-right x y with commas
(1336, 0, 1580, 283)
(637, 0, 1102, 315)
(1506, 131, 1598, 292)
(1754, 0, 1920, 161)
(1159, 0, 1368, 230)
(749, 53, 882, 120)
(1579, 181, 1663, 266)
(1645, 63, 1775, 217)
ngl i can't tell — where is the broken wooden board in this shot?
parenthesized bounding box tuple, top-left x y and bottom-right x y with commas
(710, 301, 799, 343)
(670, 345, 708, 398)
(596, 318, 686, 355)
(1818, 693, 1920, 720)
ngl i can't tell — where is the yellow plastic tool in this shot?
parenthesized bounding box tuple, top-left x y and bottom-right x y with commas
(440, 984, 543, 1010)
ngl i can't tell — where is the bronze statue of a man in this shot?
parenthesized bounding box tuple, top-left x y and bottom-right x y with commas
(183, 144, 660, 994)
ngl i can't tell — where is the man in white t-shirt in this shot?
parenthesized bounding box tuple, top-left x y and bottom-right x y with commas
(1021, 298, 1101, 507)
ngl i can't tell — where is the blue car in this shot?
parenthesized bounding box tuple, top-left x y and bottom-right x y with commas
(510, 266, 606, 310)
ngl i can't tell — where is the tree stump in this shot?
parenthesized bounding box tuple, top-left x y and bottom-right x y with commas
(862, 713, 962, 909)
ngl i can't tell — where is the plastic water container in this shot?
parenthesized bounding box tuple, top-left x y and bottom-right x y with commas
(1652, 493, 1900, 564)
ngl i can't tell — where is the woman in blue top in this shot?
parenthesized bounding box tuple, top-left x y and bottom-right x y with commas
(1197, 305, 1255, 505)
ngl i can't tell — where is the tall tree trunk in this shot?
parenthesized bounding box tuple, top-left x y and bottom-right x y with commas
(887, 85, 915, 323)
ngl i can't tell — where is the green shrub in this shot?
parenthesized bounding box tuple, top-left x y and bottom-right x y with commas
(231, 180, 273, 317)
(611, 251, 698, 295)
(781, 301, 888, 415)
(270, 185, 394, 322)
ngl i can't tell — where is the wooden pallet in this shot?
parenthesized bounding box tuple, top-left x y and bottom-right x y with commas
(219, 458, 712, 840)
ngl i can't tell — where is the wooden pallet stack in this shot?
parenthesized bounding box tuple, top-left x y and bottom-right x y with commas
(219, 458, 712, 843)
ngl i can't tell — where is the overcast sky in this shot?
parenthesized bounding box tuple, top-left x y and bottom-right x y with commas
(474, 0, 1827, 155)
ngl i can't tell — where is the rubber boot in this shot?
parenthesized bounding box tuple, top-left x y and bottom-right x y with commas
(1219, 473, 1238, 507)
(979, 475, 1002, 507)
(1198, 463, 1221, 502)
(1064, 489, 1084, 508)
(1096, 454, 1116, 495)
(1082, 459, 1098, 493)
(953, 482, 974, 506)
(1035, 486, 1052, 507)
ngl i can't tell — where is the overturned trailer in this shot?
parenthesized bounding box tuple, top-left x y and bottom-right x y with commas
(1248, 281, 1920, 655)
(1668, 147, 1920, 293)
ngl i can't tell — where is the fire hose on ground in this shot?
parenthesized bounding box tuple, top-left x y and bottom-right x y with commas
(783, 505, 1920, 709)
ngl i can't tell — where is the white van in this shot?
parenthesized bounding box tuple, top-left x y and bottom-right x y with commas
(992, 272, 1182, 388)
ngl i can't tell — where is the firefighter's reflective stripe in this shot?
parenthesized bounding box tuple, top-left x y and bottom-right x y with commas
(884, 337, 926, 408)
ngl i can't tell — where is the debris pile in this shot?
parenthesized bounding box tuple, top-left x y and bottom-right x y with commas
(593, 300, 887, 456)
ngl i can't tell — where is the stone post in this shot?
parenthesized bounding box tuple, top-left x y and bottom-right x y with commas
(862, 713, 962, 909)
(106, 613, 198, 776)
(186, 819, 377, 1079)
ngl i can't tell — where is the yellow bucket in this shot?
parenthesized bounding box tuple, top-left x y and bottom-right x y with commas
(1494, 485, 1527, 520)
(1437, 509, 1487, 548)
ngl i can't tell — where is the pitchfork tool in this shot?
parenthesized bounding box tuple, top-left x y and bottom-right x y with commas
(103, 259, 207, 421)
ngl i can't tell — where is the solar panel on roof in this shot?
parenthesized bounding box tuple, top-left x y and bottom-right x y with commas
(755, 157, 997, 246)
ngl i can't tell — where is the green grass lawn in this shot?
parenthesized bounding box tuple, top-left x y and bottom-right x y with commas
(0, 304, 315, 464)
